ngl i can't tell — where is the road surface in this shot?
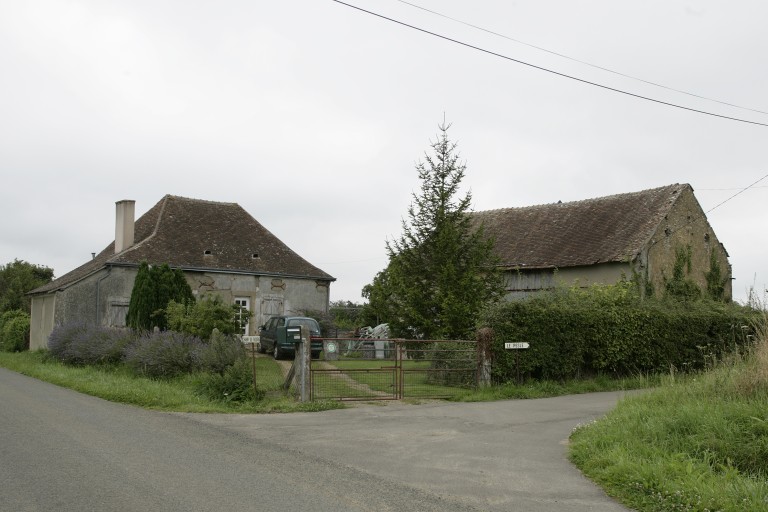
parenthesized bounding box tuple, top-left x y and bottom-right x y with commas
(0, 368, 632, 511)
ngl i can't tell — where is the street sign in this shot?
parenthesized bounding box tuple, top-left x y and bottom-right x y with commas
(504, 342, 530, 350)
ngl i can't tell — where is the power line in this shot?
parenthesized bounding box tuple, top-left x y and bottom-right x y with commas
(648, 174, 768, 247)
(331, 0, 768, 128)
(393, 0, 768, 117)
(706, 173, 768, 213)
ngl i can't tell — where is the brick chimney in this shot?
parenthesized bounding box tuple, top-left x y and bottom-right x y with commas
(115, 200, 135, 253)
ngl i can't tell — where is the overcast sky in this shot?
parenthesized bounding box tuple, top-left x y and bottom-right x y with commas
(1, 0, 766, 304)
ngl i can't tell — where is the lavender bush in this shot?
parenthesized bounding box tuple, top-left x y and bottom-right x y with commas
(124, 331, 205, 378)
(48, 323, 137, 365)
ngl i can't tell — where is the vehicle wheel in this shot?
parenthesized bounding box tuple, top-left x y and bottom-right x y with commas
(273, 345, 281, 360)
(256, 341, 265, 354)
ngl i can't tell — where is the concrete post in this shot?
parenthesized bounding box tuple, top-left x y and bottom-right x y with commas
(297, 324, 312, 402)
(477, 327, 493, 388)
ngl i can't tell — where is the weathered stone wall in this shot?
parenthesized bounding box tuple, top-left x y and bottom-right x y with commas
(642, 186, 731, 300)
(503, 262, 631, 300)
(30, 266, 332, 346)
(184, 271, 331, 334)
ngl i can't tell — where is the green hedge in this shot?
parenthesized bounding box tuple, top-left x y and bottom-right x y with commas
(480, 285, 757, 382)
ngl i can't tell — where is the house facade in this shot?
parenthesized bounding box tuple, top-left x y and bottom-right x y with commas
(28, 196, 334, 350)
(471, 184, 731, 300)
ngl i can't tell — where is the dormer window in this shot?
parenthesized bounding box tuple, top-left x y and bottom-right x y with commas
(204, 250, 212, 256)
(252, 253, 260, 259)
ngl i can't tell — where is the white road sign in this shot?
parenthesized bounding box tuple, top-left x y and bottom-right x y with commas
(504, 342, 530, 350)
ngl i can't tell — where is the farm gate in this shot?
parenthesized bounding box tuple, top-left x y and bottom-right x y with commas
(309, 339, 478, 401)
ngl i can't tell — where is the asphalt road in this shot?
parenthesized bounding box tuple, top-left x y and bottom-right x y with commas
(1, 368, 633, 511)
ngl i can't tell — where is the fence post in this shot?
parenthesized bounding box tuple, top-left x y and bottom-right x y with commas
(298, 324, 312, 402)
(477, 327, 493, 388)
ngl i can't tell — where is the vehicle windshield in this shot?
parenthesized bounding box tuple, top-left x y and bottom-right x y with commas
(287, 318, 319, 331)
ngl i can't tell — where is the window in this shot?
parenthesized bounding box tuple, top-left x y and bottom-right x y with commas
(234, 297, 250, 336)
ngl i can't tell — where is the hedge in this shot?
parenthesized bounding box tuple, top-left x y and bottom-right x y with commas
(480, 284, 757, 382)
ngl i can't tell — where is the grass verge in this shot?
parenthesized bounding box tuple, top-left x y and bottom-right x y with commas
(0, 351, 344, 413)
(569, 334, 768, 511)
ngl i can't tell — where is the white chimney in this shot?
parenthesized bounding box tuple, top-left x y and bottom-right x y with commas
(115, 200, 136, 253)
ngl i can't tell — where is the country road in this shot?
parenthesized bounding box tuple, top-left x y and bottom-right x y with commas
(0, 368, 632, 511)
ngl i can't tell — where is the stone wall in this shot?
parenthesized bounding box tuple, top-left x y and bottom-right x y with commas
(642, 186, 731, 300)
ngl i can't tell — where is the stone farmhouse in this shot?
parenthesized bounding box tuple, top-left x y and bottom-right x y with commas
(28, 195, 334, 350)
(471, 184, 731, 300)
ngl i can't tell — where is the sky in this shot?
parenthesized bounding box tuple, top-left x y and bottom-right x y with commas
(1, 0, 766, 304)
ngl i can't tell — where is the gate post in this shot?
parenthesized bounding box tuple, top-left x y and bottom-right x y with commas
(297, 325, 312, 402)
(477, 327, 493, 388)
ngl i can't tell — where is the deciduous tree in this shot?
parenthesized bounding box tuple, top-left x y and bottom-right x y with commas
(0, 259, 54, 314)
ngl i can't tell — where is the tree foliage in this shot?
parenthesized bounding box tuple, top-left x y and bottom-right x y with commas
(0, 309, 30, 352)
(166, 295, 250, 339)
(125, 262, 195, 331)
(364, 123, 503, 339)
(0, 259, 54, 314)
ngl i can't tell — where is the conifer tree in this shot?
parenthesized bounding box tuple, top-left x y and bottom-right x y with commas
(366, 122, 503, 339)
(126, 262, 194, 331)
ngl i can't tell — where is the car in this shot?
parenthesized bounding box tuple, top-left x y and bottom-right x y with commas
(258, 316, 323, 359)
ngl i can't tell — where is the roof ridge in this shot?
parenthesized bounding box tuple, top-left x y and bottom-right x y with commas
(473, 183, 685, 215)
(165, 195, 238, 206)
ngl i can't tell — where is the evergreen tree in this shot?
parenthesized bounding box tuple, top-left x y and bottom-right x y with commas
(366, 122, 503, 339)
(126, 262, 154, 330)
(126, 262, 194, 330)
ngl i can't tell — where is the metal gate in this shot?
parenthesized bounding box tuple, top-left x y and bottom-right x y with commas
(310, 339, 477, 401)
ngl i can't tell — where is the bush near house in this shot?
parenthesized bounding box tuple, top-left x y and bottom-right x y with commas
(481, 283, 758, 382)
(47, 323, 246, 385)
(0, 310, 30, 352)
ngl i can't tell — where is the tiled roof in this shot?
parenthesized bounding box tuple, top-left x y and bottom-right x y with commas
(471, 184, 687, 269)
(31, 195, 334, 294)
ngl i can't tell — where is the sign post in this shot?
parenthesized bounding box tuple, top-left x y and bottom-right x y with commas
(504, 342, 530, 384)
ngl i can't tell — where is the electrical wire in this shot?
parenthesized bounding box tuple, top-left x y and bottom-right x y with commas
(331, 0, 768, 128)
(393, 0, 768, 117)
(706, 173, 768, 213)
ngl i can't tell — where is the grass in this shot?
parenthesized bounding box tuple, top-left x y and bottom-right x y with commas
(569, 316, 768, 511)
(0, 351, 344, 413)
(314, 358, 654, 400)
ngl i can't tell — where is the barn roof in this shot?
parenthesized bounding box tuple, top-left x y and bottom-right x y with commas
(31, 195, 333, 294)
(471, 184, 688, 270)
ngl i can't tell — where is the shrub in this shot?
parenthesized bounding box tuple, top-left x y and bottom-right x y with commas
(124, 331, 204, 378)
(199, 329, 246, 375)
(0, 310, 30, 352)
(48, 322, 136, 365)
(48, 322, 90, 363)
(166, 295, 249, 339)
(193, 358, 263, 403)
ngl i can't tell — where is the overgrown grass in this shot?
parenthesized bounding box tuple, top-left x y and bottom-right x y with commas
(569, 318, 768, 511)
(0, 351, 344, 413)
(453, 373, 657, 401)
